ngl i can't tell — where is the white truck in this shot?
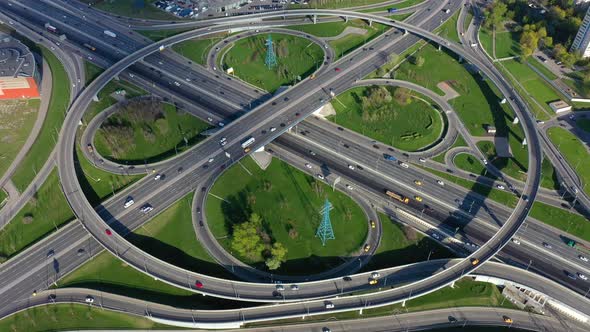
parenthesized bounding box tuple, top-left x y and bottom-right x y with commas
(104, 30, 117, 38)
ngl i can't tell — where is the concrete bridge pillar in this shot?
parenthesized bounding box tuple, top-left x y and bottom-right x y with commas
(438, 44, 442, 51)
(401, 300, 406, 307)
(368, 19, 372, 27)
(313, 14, 317, 24)
(343, 16, 349, 22)
(450, 281, 455, 288)
(92, 94, 99, 102)
(403, 29, 408, 36)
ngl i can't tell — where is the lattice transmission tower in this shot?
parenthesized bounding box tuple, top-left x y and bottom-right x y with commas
(316, 198, 335, 246)
(264, 34, 278, 69)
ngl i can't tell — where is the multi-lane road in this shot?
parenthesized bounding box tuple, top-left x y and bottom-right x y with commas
(1, 0, 589, 329)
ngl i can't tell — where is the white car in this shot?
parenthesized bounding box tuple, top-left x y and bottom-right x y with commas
(325, 302, 335, 309)
(345, 184, 354, 190)
(85, 296, 94, 303)
(154, 174, 161, 181)
(496, 185, 505, 190)
(317, 174, 325, 180)
(270, 127, 276, 132)
(174, 81, 180, 86)
(432, 233, 441, 240)
(399, 162, 409, 169)
(371, 272, 381, 279)
(140, 204, 153, 213)
(512, 239, 521, 245)
(123, 197, 134, 209)
(208, 158, 215, 163)
(348, 165, 355, 170)
(218, 122, 225, 127)
(290, 284, 299, 291)
(579, 273, 588, 281)
(580, 255, 589, 262)
(481, 158, 488, 165)
(305, 163, 312, 169)
(418, 158, 426, 163)
(437, 180, 444, 186)
(276, 284, 285, 291)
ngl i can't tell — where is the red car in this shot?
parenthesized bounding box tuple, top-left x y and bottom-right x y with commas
(105, 229, 112, 236)
(195, 281, 204, 288)
(334, 67, 341, 72)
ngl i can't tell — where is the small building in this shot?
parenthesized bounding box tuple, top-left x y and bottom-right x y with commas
(485, 124, 497, 134)
(549, 100, 572, 114)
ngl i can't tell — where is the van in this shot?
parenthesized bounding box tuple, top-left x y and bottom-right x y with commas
(123, 197, 134, 209)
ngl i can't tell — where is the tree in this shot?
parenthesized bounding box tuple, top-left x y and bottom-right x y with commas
(231, 213, 265, 260)
(520, 25, 540, 58)
(484, 2, 508, 29)
(265, 242, 288, 270)
(393, 87, 412, 105)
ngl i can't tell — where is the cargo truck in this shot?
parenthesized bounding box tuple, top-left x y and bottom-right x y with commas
(385, 190, 409, 204)
(44, 23, 58, 34)
(104, 30, 117, 38)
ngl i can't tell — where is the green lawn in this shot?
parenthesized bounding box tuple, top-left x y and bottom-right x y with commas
(547, 127, 590, 197)
(83, 78, 147, 124)
(500, 59, 561, 119)
(0, 99, 39, 179)
(11, 47, 70, 192)
(330, 85, 444, 151)
(436, 10, 460, 44)
(221, 33, 324, 93)
(529, 201, 590, 243)
(286, 21, 351, 37)
(94, 102, 211, 164)
(362, 213, 453, 271)
(477, 140, 528, 183)
(395, 43, 515, 137)
(494, 31, 521, 58)
(479, 27, 494, 57)
(0, 189, 7, 207)
(367, 40, 426, 79)
(478, 27, 520, 59)
(432, 134, 467, 164)
(527, 57, 558, 81)
(125, 193, 237, 279)
(540, 158, 560, 190)
(248, 278, 517, 326)
(329, 22, 388, 59)
(84, 61, 104, 84)
(0, 304, 164, 331)
(454, 153, 488, 175)
(206, 157, 368, 275)
(576, 118, 590, 133)
(0, 169, 73, 261)
(79, 0, 180, 20)
(360, 0, 425, 13)
(173, 37, 224, 65)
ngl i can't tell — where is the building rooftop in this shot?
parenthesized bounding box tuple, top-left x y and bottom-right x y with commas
(0, 33, 36, 79)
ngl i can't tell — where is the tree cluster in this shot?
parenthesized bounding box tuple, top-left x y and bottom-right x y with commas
(230, 213, 288, 270)
(483, 0, 588, 61)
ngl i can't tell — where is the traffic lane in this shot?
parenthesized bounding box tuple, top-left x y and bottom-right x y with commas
(275, 135, 590, 281)
(296, 119, 575, 260)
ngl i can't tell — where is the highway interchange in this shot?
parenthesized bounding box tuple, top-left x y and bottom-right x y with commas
(1, 0, 590, 330)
